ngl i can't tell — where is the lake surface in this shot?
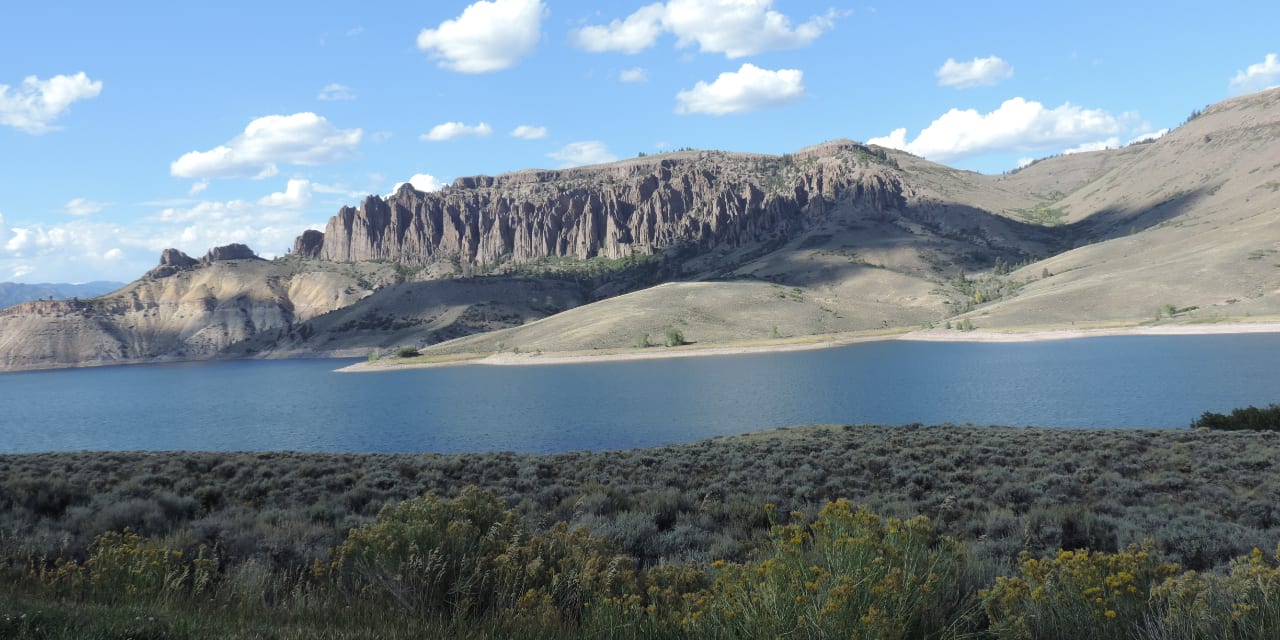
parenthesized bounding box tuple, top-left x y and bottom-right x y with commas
(1, 334, 1277, 454)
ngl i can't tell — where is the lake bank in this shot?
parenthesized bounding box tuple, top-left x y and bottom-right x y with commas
(342, 319, 1280, 372)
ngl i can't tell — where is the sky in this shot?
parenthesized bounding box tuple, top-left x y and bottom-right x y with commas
(2, 1, 1279, 284)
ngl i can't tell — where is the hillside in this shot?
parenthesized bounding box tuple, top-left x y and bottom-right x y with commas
(1, 88, 1278, 371)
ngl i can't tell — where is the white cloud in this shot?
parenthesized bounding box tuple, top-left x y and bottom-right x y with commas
(619, 67, 649, 83)
(510, 124, 548, 139)
(1063, 137, 1120, 155)
(10, 264, 35, 279)
(392, 173, 447, 195)
(867, 97, 1130, 162)
(1229, 53, 1280, 95)
(417, 0, 545, 73)
(936, 56, 1013, 89)
(420, 121, 493, 141)
(317, 83, 356, 101)
(675, 63, 804, 115)
(188, 181, 209, 196)
(1127, 128, 1168, 145)
(257, 179, 313, 208)
(574, 0, 837, 58)
(548, 141, 618, 168)
(170, 112, 362, 180)
(573, 4, 665, 54)
(64, 198, 105, 217)
(1, 182, 340, 282)
(1016, 157, 1035, 169)
(0, 72, 103, 134)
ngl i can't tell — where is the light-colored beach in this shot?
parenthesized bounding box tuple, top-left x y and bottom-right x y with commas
(337, 321, 1280, 372)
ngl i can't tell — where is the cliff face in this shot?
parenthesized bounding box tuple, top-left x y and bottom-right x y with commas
(296, 142, 907, 266)
(0, 249, 384, 370)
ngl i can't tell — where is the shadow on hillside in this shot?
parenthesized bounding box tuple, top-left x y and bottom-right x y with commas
(1058, 187, 1208, 246)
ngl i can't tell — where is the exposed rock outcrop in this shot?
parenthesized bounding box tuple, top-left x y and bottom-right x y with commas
(201, 243, 260, 263)
(145, 248, 200, 279)
(293, 230, 324, 257)
(296, 143, 907, 266)
(0, 256, 394, 370)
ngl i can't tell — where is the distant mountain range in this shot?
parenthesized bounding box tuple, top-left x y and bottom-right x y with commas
(1, 87, 1278, 371)
(0, 281, 124, 310)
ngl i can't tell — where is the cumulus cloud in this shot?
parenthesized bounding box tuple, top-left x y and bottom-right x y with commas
(675, 63, 804, 115)
(510, 124, 547, 139)
(189, 181, 209, 196)
(392, 173, 447, 195)
(10, 264, 35, 279)
(170, 112, 362, 180)
(1127, 128, 1168, 145)
(573, 4, 665, 54)
(1229, 53, 1280, 95)
(0, 72, 103, 134)
(619, 67, 649, 83)
(64, 198, 106, 217)
(867, 97, 1130, 162)
(1, 180, 343, 282)
(1063, 138, 1120, 154)
(420, 121, 493, 141)
(548, 141, 618, 168)
(936, 56, 1013, 89)
(417, 0, 545, 73)
(574, 0, 837, 58)
(257, 179, 313, 208)
(317, 83, 356, 101)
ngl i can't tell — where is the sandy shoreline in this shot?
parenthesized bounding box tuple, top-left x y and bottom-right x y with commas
(338, 321, 1280, 373)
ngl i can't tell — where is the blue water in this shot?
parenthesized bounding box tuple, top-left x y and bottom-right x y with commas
(1, 334, 1277, 454)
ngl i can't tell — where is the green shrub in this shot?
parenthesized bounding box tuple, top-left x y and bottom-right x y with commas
(39, 529, 217, 605)
(982, 542, 1179, 640)
(395, 346, 420, 358)
(634, 332, 651, 349)
(1192, 404, 1280, 431)
(664, 328, 684, 347)
(325, 487, 635, 622)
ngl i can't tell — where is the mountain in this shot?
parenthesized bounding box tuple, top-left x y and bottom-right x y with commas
(0, 281, 125, 310)
(1, 88, 1277, 371)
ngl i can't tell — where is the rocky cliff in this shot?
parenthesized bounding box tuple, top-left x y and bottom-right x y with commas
(0, 247, 385, 370)
(295, 142, 908, 267)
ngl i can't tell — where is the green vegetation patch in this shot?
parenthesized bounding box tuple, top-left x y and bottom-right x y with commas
(1192, 404, 1280, 431)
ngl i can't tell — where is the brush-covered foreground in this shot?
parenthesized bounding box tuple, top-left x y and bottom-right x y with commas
(5, 424, 1280, 638)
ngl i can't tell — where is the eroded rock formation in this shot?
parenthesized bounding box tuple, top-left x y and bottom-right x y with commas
(296, 142, 907, 266)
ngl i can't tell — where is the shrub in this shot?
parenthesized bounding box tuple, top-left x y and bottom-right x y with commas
(39, 529, 217, 605)
(982, 542, 1179, 640)
(634, 332, 651, 349)
(325, 487, 636, 622)
(664, 328, 684, 347)
(606, 500, 966, 638)
(395, 346, 420, 358)
(1191, 404, 1280, 431)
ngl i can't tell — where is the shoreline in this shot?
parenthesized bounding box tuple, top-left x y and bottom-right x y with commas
(338, 320, 1280, 373)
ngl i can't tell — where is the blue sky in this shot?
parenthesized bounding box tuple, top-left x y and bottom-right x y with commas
(2, 0, 1278, 283)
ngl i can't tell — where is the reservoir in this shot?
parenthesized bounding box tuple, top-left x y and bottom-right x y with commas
(1, 334, 1277, 453)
